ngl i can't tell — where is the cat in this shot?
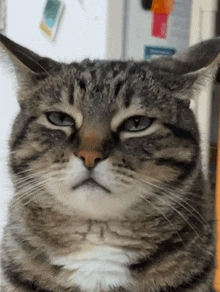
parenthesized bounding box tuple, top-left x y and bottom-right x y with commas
(0, 33, 219, 292)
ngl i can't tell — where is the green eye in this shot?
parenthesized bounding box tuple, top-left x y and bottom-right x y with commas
(122, 116, 152, 132)
(47, 112, 75, 127)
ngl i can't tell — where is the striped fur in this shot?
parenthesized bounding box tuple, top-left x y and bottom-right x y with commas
(0, 34, 220, 292)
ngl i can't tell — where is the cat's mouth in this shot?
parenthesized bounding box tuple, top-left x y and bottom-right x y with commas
(72, 178, 111, 194)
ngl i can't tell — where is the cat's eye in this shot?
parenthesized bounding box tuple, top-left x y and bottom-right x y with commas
(121, 116, 153, 132)
(47, 112, 75, 127)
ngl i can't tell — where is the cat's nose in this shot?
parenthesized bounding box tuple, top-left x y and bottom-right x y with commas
(78, 150, 103, 169)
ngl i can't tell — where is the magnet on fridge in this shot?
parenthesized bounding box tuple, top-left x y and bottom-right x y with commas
(141, 0, 153, 10)
(39, 0, 65, 41)
(151, 0, 174, 39)
(144, 45, 176, 60)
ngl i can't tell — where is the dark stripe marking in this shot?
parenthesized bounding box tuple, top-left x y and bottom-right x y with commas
(115, 82, 123, 96)
(1, 260, 55, 292)
(11, 232, 49, 264)
(11, 153, 43, 175)
(1, 259, 81, 292)
(159, 257, 215, 292)
(69, 83, 74, 105)
(155, 158, 197, 181)
(129, 226, 190, 273)
(124, 88, 134, 108)
(11, 117, 37, 151)
(79, 79, 86, 90)
(165, 123, 198, 145)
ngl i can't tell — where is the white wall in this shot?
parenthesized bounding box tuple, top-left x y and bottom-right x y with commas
(6, 0, 108, 61)
(0, 0, 108, 239)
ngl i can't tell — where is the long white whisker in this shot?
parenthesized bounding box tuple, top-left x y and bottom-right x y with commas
(113, 166, 207, 224)
(111, 169, 205, 243)
(13, 172, 47, 186)
(132, 175, 208, 226)
(135, 184, 205, 243)
(112, 165, 205, 199)
(132, 191, 185, 245)
(12, 187, 46, 212)
(13, 179, 48, 203)
(14, 185, 46, 202)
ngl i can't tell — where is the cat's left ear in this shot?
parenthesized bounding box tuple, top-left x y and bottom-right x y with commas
(150, 37, 220, 101)
(0, 34, 61, 82)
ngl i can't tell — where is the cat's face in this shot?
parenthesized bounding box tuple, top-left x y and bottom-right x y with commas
(1, 34, 220, 221)
(10, 61, 199, 220)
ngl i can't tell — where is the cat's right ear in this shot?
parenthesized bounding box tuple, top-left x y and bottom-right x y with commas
(149, 37, 220, 102)
(0, 34, 61, 82)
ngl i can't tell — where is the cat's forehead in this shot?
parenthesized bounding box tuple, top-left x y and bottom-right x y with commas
(75, 60, 150, 79)
(70, 60, 152, 93)
(39, 60, 155, 117)
(74, 61, 147, 110)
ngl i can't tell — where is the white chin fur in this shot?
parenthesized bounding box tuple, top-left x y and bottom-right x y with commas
(45, 157, 141, 219)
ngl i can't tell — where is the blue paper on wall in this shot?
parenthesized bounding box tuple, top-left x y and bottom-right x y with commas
(144, 46, 176, 60)
(39, 0, 65, 41)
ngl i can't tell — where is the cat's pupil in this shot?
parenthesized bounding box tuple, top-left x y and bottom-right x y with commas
(133, 118, 140, 128)
(60, 114, 65, 122)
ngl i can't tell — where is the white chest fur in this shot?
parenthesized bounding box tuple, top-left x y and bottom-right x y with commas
(51, 245, 136, 291)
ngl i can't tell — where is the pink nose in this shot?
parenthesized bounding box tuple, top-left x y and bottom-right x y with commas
(78, 150, 103, 169)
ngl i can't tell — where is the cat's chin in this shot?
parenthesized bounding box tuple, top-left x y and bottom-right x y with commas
(46, 182, 140, 220)
(61, 186, 134, 220)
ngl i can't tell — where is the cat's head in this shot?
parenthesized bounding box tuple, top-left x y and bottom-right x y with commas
(0, 34, 220, 220)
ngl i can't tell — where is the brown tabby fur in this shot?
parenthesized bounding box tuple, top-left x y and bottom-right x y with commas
(0, 34, 220, 292)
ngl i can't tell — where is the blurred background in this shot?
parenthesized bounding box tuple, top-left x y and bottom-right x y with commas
(0, 0, 220, 285)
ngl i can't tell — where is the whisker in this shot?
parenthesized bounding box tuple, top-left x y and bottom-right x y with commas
(12, 168, 44, 177)
(137, 185, 205, 244)
(12, 187, 46, 212)
(133, 176, 208, 226)
(112, 165, 205, 199)
(13, 171, 47, 186)
(111, 170, 206, 243)
(132, 192, 185, 245)
(13, 181, 47, 202)
(163, 192, 208, 225)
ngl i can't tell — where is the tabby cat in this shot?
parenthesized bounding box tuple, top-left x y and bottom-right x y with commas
(0, 33, 219, 292)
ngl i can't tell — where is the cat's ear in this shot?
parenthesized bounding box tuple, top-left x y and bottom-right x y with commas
(150, 38, 220, 101)
(0, 34, 61, 82)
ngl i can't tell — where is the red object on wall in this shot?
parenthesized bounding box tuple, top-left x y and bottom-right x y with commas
(151, 0, 174, 39)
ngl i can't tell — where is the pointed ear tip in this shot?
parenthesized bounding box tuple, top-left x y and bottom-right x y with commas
(0, 33, 4, 46)
(0, 34, 10, 51)
(0, 33, 8, 44)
